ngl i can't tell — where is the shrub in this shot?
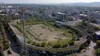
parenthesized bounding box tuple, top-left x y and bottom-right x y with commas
(4, 39, 8, 43)
(4, 43, 9, 50)
(27, 40, 32, 44)
(96, 48, 100, 56)
(53, 40, 62, 48)
(32, 41, 36, 45)
(41, 42, 48, 47)
(68, 40, 74, 46)
(36, 42, 41, 46)
(48, 41, 57, 47)
(0, 44, 3, 49)
(97, 40, 100, 47)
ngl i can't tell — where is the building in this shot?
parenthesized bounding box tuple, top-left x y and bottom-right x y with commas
(57, 12, 66, 21)
(79, 14, 88, 19)
(96, 19, 100, 24)
(90, 12, 100, 19)
(95, 31, 100, 39)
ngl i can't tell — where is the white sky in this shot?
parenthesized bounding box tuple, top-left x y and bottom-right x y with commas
(0, 0, 100, 4)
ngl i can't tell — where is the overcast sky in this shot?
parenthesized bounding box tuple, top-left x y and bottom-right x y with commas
(0, 0, 100, 4)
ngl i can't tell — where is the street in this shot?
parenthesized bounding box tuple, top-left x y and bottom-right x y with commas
(4, 28, 20, 56)
(77, 41, 96, 56)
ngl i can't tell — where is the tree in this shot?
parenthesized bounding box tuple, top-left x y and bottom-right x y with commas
(97, 40, 100, 47)
(0, 35, 4, 56)
(53, 40, 62, 48)
(91, 19, 97, 23)
(96, 48, 100, 56)
(68, 40, 74, 46)
(41, 42, 48, 47)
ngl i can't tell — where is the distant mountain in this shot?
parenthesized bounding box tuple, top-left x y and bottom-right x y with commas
(1, 2, 100, 7)
(47, 2, 100, 7)
(68, 2, 100, 7)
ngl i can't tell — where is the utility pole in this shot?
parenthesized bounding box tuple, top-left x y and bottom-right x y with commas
(20, 7, 29, 56)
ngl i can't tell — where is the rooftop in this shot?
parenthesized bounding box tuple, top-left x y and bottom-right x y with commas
(57, 12, 65, 15)
(95, 31, 100, 35)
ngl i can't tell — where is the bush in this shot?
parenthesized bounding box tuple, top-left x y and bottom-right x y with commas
(4, 43, 9, 50)
(97, 40, 100, 47)
(53, 42, 62, 48)
(4, 39, 8, 43)
(96, 48, 100, 56)
(27, 40, 32, 44)
(0, 44, 3, 49)
(36, 42, 41, 46)
(51, 39, 69, 48)
(32, 41, 36, 45)
(41, 42, 48, 47)
(68, 40, 74, 46)
(48, 41, 57, 47)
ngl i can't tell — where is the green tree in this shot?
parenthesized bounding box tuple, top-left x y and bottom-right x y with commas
(41, 42, 48, 47)
(68, 40, 74, 46)
(96, 48, 100, 56)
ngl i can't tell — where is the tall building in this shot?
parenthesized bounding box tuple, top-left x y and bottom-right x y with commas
(57, 12, 66, 21)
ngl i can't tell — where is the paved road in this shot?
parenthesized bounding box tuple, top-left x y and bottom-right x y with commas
(84, 41, 96, 56)
(77, 41, 96, 56)
(5, 28, 21, 56)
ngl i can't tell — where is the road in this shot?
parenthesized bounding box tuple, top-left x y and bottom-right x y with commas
(4, 28, 21, 56)
(77, 41, 96, 56)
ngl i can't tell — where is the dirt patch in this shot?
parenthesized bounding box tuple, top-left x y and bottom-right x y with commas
(25, 24, 67, 42)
